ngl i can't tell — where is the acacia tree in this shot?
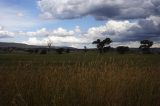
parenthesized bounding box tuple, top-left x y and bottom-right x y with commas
(139, 40, 153, 54)
(92, 38, 112, 53)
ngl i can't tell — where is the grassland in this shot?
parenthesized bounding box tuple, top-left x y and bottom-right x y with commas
(0, 52, 160, 106)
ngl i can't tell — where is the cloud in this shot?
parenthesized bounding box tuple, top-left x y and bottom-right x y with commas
(127, 16, 160, 41)
(18, 27, 75, 37)
(37, 0, 160, 20)
(84, 20, 140, 41)
(1, 16, 160, 48)
(18, 28, 49, 37)
(20, 27, 89, 48)
(0, 26, 15, 38)
(51, 27, 75, 37)
(23, 36, 89, 48)
(22, 17, 160, 48)
(23, 37, 47, 45)
(84, 15, 160, 43)
(0, 26, 89, 48)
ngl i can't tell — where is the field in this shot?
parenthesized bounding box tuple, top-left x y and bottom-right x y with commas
(0, 52, 160, 106)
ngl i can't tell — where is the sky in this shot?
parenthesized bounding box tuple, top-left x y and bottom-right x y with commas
(0, 0, 160, 48)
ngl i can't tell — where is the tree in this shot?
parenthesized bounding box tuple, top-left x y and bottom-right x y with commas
(139, 40, 153, 54)
(47, 38, 53, 51)
(116, 46, 130, 54)
(92, 38, 112, 53)
(84, 46, 87, 52)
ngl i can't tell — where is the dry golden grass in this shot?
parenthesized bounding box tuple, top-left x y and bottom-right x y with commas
(0, 52, 160, 106)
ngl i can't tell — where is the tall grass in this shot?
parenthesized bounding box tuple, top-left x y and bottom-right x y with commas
(0, 52, 160, 106)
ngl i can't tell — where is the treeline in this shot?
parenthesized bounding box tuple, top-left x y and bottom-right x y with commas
(0, 38, 159, 54)
(92, 38, 156, 54)
(0, 47, 73, 55)
(25, 48, 71, 54)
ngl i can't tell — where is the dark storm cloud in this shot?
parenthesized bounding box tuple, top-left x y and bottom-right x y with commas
(91, 6, 121, 20)
(38, 0, 160, 20)
(112, 17, 160, 42)
(37, 0, 160, 44)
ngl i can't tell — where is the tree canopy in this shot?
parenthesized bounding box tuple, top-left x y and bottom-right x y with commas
(92, 38, 112, 53)
(139, 40, 153, 54)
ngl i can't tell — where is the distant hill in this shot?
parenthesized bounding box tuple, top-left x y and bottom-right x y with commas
(0, 42, 159, 52)
(0, 42, 41, 48)
(0, 42, 77, 49)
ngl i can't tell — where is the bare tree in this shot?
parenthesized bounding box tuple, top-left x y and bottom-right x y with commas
(47, 38, 53, 52)
(84, 46, 87, 52)
(47, 39, 53, 49)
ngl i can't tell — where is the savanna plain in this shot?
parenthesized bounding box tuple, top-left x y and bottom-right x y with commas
(0, 52, 160, 106)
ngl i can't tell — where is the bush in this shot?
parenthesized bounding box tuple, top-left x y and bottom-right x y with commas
(40, 49, 47, 54)
(56, 48, 64, 54)
(35, 49, 39, 54)
(116, 46, 130, 54)
(103, 46, 111, 52)
(27, 49, 34, 54)
(66, 48, 70, 53)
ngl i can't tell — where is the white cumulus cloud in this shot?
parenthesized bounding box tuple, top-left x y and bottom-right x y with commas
(1, 16, 160, 48)
(0, 26, 15, 38)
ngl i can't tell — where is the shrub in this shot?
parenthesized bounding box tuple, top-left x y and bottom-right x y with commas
(56, 48, 64, 54)
(116, 46, 130, 54)
(40, 49, 47, 54)
(66, 48, 70, 53)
